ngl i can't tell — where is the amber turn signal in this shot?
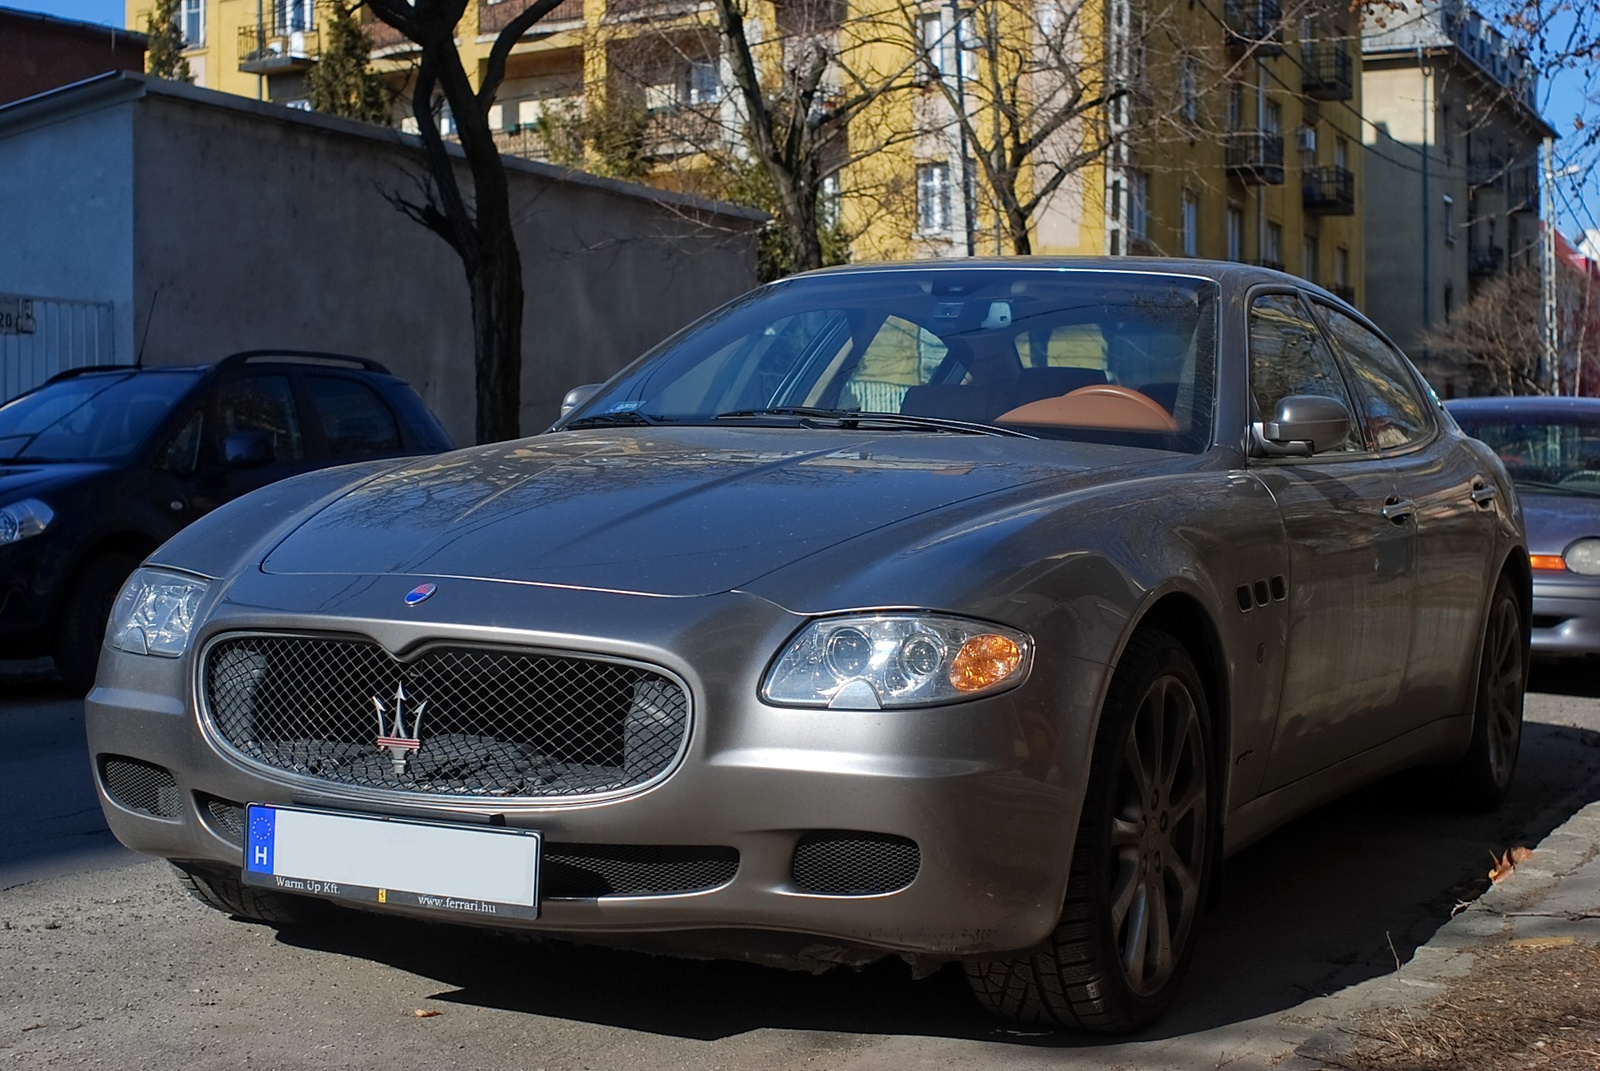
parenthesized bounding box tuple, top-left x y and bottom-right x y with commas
(1530, 554, 1568, 572)
(949, 634, 1024, 692)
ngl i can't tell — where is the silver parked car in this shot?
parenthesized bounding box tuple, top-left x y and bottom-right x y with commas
(87, 260, 1529, 1032)
(1447, 396, 1600, 658)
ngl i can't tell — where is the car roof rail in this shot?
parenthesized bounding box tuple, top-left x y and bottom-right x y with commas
(215, 350, 393, 375)
(41, 364, 141, 384)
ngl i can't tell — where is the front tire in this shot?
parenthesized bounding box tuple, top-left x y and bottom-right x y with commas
(171, 862, 334, 926)
(55, 551, 140, 695)
(966, 630, 1215, 1032)
(1443, 576, 1526, 811)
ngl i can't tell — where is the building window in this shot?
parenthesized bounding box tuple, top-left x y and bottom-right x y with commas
(181, 0, 204, 46)
(1110, 178, 1122, 221)
(1303, 234, 1318, 280)
(687, 59, 721, 106)
(917, 163, 953, 232)
(819, 173, 841, 230)
(645, 82, 678, 113)
(1266, 221, 1283, 266)
(1444, 283, 1454, 321)
(1442, 194, 1456, 245)
(1226, 83, 1243, 131)
(1180, 59, 1199, 125)
(1334, 136, 1348, 170)
(274, 0, 313, 32)
(1335, 246, 1350, 287)
(1182, 190, 1198, 256)
(919, 13, 947, 78)
(1128, 171, 1149, 243)
(1226, 205, 1244, 262)
(1265, 99, 1282, 135)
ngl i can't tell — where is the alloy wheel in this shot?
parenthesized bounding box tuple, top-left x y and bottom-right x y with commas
(1483, 596, 1524, 787)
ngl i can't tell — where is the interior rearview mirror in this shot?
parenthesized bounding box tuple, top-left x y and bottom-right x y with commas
(222, 430, 275, 468)
(1255, 394, 1351, 457)
(560, 383, 603, 420)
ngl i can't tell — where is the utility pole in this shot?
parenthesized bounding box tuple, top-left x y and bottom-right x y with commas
(1543, 135, 1559, 395)
(948, 0, 976, 258)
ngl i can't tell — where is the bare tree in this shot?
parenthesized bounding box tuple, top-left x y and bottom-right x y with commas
(363, 0, 575, 443)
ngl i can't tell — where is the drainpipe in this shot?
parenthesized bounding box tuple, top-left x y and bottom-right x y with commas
(1419, 45, 1431, 332)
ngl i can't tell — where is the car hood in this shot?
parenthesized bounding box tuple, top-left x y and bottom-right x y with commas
(0, 461, 110, 501)
(1520, 490, 1600, 555)
(260, 428, 1119, 597)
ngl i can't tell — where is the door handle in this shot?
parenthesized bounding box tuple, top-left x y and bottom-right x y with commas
(1470, 482, 1498, 505)
(1381, 497, 1416, 523)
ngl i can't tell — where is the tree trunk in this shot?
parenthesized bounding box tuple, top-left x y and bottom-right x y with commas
(468, 232, 525, 443)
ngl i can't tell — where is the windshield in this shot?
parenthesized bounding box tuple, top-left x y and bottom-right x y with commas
(0, 371, 199, 461)
(566, 269, 1219, 452)
(1454, 413, 1600, 497)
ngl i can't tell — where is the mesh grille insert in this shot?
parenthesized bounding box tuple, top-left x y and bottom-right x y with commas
(101, 756, 181, 818)
(792, 831, 921, 895)
(199, 795, 247, 843)
(203, 635, 689, 799)
(542, 844, 739, 898)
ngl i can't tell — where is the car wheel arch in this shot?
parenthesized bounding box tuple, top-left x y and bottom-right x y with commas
(51, 533, 161, 631)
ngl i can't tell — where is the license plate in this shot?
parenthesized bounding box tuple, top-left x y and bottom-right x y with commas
(242, 804, 541, 920)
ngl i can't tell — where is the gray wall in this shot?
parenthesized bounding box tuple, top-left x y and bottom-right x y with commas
(0, 75, 760, 438)
(0, 98, 137, 363)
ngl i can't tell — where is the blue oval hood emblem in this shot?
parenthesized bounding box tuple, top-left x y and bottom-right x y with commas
(404, 583, 438, 606)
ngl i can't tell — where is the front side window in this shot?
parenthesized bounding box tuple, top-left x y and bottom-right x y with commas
(215, 375, 304, 462)
(306, 375, 402, 458)
(564, 269, 1219, 453)
(1318, 306, 1432, 450)
(1248, 292, 1363, 452)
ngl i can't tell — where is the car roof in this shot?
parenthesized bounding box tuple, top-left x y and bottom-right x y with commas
(791, 256, 1310, 287)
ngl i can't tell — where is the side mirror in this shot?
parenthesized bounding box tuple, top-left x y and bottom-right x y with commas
(559, 384, 603, 420)
(1256, 394, 1351, 457)
(222, 429, 275, 468)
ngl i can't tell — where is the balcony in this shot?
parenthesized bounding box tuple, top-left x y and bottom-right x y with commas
(238, 23, 319, 72)
(1507, 170, 1538, 212)
(1468, 246, 1505, 276)
(479, 0, 584, 35)
(1467, 158, 1506, 189)
(1224, 0, 1282, 56)
(1302, 165, 1354, 215)
(1300, 41, 1352, 100)
(1226, 131, 1285, 185)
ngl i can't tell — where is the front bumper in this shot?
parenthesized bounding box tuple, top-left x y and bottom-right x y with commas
(86, 572, 1104, 960)
(1531, 574, 1600, 656)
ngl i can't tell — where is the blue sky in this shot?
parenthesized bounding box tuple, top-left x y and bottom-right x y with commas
(11, 0, 1600, 237)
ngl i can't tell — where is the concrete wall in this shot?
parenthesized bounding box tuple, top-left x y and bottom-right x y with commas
(0, 97, 138, 363)
(126, 83, 759, 441)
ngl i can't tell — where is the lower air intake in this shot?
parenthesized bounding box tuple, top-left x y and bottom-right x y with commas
(542, 844, 739, 898)
(791, 831, 921, 895)
(101, 756, 181, 818)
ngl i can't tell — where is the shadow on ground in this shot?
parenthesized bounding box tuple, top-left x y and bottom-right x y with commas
(271, 711, 1600, 1047)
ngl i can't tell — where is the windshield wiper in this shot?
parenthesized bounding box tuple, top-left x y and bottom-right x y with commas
(563, 409, 664, 429)
(713, 407, 1035, 439)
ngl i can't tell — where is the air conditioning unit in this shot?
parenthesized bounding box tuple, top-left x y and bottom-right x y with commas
(1295, 127, 1316, 153)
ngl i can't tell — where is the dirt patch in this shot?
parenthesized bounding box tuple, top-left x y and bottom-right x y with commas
(1313, 941, 1600, 1071)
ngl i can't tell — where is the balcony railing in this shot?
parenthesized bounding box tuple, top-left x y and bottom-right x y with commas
(1302, 165, 1354, 215)
(1467, 158, 1506, 188)
(1300, 41, 1352, 100)
(1468, 246, 1505, 276)
(1507, 170, 1538, 212)
(479, 0, 584, 34)
(1224, 0, 1282, 56)
(1226, 131, 1285, 185)
(363, 16, 412, 52)
(238, 23, 320, 72)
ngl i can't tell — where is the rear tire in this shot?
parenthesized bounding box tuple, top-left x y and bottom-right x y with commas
(966, 629, 1215, 1032)
(1442, 576, 1526, 812)
(54, 551, 141, 695)
(171, 863, 334, 927)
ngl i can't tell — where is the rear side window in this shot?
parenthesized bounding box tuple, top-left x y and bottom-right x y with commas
(1318, 306, 1432, 451)
(306, 375, 402, 458)
(1248, 292, 1364, 453)
(215, 375, 304, 461)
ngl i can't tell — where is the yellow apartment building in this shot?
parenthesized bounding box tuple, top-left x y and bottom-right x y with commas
(127, 0, 1361, 305)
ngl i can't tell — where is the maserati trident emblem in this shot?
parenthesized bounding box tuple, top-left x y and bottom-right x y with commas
(374, 682, 427, 774)
(405, 582, 438, 606)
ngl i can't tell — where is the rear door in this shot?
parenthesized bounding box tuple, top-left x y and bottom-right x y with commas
(1315, 302, 1497, 727)
(1247, 290, 1417, 791)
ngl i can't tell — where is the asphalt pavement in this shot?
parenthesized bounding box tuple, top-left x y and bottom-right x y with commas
(2, 658, 1599, 1069)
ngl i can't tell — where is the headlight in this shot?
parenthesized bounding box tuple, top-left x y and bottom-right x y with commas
(1566, 538, 1600, 577)
(0, 499, 54, 544)
(762, 614, 1033, 710)
(107, 568, 210, 657)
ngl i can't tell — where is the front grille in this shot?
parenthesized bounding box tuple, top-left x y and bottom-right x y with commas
(543, 844, 739, 898)
(199, 794, 247, 843)
(791, 831, 921, 895)
(101, 756, 181, 818)
(204, 635, 689, 799)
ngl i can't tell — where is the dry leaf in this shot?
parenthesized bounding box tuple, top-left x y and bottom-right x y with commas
(1488, 846, 1534, 884)
(412, 1009, 442, 1018)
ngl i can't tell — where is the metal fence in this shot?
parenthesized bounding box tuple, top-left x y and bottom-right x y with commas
(0, 296, 117, 403)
